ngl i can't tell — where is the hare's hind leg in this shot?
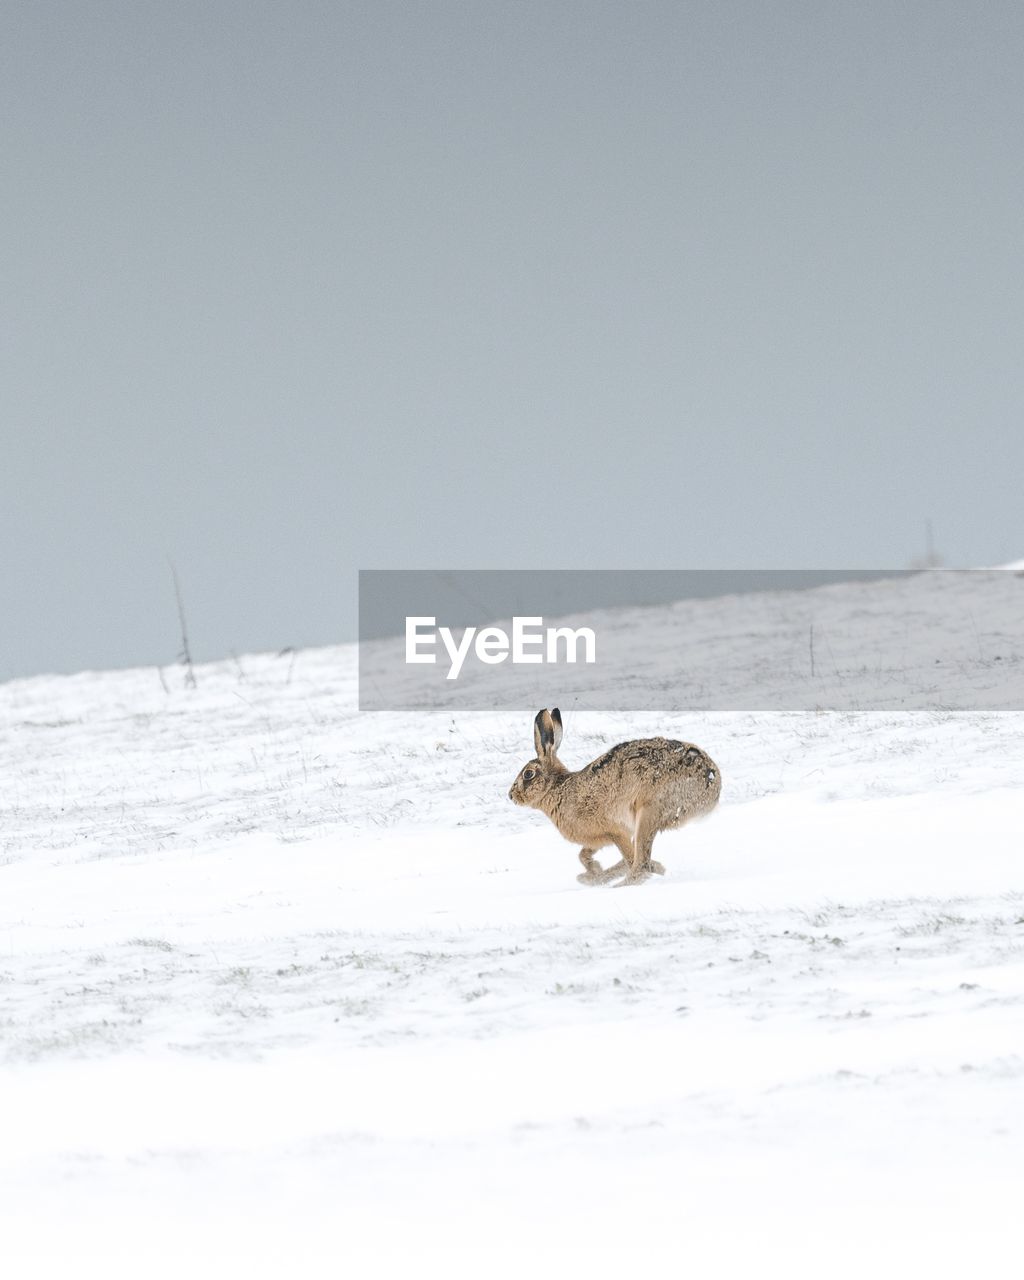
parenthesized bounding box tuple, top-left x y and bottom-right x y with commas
(605, 831, 643, 886)
(618, 809, 661, 885)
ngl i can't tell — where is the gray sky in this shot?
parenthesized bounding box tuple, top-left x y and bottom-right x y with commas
(3, 1, 1022, 681)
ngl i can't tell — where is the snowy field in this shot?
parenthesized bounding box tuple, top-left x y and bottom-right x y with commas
(2, 584, 1023, 1278)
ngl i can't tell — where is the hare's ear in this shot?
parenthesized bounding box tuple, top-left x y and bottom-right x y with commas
(534, 709, 557, 758)
(550, 707, 563, 752)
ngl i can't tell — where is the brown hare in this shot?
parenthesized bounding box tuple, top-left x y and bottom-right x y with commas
(509, 708, 721, 886)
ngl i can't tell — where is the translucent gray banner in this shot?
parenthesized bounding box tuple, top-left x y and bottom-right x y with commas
(358, 570, 1024, 711)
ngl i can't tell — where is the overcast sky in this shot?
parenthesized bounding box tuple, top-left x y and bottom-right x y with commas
(3, 1, 1022, 680)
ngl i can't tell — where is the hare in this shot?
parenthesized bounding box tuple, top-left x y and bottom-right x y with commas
(509, 708, 721, 886)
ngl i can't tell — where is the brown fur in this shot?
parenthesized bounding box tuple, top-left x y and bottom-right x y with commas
(508, 708, 721, 886)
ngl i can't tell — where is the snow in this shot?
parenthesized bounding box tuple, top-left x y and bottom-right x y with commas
(1, 585, 1022, 1279)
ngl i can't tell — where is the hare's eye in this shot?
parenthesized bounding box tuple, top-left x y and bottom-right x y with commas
(523, 768, 536, 782)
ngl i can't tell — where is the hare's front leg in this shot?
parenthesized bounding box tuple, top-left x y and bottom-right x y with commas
(577, 847, 605, 885)
(591, 858, 628, 883)
(577, 847, 628, 885)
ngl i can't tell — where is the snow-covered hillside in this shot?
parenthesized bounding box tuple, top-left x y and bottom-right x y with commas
(2, 584, 1022, 1278)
